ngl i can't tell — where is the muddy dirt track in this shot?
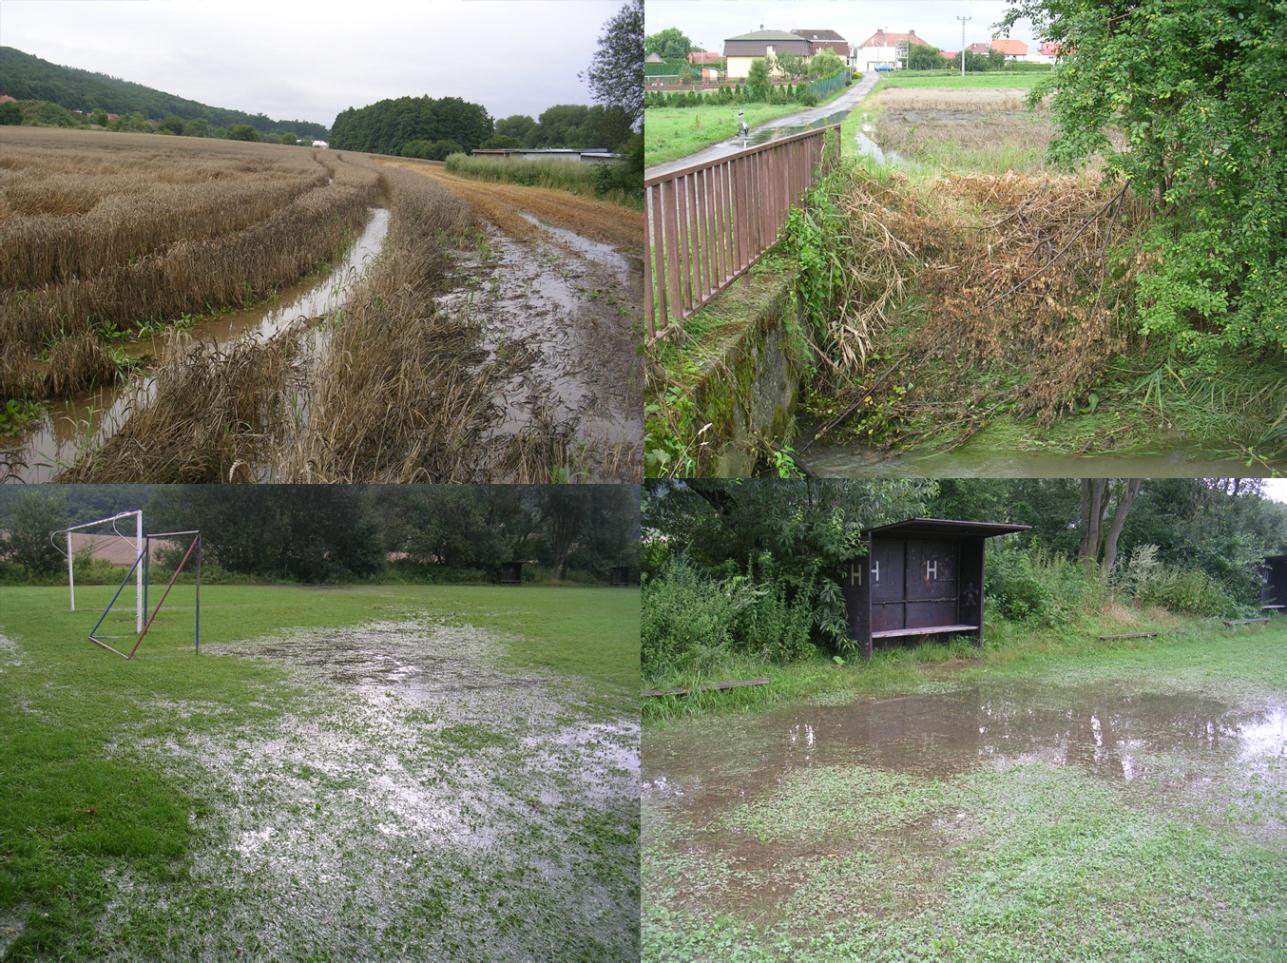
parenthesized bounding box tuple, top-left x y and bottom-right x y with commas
(381, 159, 642, 252)
(384, 158, 643, 480)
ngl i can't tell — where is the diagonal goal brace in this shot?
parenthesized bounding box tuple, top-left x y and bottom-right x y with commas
(89, 531, 202, 659)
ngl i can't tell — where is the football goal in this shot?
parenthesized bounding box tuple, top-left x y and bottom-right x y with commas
(52, 511, 203, 660)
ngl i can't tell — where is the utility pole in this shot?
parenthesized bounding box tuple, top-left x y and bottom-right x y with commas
(958, 16, 971, 77)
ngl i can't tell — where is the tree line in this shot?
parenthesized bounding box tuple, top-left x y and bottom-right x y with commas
(329, 96, 635, 159)
(0, 46, 328, 139)
(0, 486, 639, 585)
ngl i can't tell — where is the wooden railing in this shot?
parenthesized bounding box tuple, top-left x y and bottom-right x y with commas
(644, 124, 839, 338)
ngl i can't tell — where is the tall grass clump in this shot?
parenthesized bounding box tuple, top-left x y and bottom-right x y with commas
(1116, 544, 1240, 617)
(986, 544, 1107, 626)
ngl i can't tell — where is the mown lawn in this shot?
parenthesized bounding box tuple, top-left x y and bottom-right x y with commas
(0, 583, 639, 959)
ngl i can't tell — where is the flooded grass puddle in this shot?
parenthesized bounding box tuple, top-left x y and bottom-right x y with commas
(644, 679, 1286, 957)
(99, 620, 638, 960)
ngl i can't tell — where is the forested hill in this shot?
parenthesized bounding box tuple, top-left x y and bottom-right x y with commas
(0, 46, 329, 139)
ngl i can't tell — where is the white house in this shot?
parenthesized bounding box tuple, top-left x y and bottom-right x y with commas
(312, 139, 328, 148)
(853, 28, 933, 72)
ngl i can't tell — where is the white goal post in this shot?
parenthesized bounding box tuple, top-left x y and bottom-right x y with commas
(54, 510, 144, 635)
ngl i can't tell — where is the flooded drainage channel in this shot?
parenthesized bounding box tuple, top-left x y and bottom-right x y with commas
(645, 680, 1286, 924)
(1, 207, 390, 483)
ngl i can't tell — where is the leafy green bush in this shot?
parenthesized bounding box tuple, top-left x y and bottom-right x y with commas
(728, 575, 814, 664)
(641, 557, 739, 675)
(986, 545, 1104, 626)
(1120, 544, 1239, 616)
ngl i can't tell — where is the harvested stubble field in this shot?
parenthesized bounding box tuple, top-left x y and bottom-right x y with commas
(0, 128, 642, 483)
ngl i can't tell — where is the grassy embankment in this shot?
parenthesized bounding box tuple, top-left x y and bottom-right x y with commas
(819, 73, 1287, 466)
(644, 620, 1287, 960)
(0, 583, 639, 958)
(441, 153, 640, 208)
(644, 81, 854, 169)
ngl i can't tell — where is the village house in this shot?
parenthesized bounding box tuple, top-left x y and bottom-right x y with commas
(687, 51, 721, 65)
(1027, 41, 1063, 64)
(990, 38, 1029, 60)
(723, 29, 811, 78)
(791, 28, 849, 59)
(853, 28, 933, 72)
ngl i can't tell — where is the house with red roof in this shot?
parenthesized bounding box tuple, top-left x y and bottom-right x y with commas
(854, 28, 933, 72)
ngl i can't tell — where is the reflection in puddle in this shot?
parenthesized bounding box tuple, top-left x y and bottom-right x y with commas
(1, 208, 389, 483)
(646, 681, 1286, 814)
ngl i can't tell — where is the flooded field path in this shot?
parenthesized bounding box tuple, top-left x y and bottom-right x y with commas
(383, 159, 643, 479)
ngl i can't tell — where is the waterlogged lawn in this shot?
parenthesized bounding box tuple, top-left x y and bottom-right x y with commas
(0, 584, 639, 959)
(643, 621, 1287, 960)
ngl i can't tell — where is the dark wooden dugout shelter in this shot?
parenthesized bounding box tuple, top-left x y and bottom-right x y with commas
(1263, 554, 1287, 612)
(496, 562, 523, 585)
(609, 565, 633, 586)
(844, 518, 1030, 659)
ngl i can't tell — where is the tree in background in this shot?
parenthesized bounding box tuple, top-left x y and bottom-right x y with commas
(776, 54, 808, 81)
(89, 107, 107, 126)
(226, 123, 259, 142)
(906, 43, 944, 70)
(745, 58, 772, 101)
(183, 117, 209, 137)
(494, 114, 538, 143)
(148, 487, 382, 582)
(158, 115, 185, 135)
(644, 26, 694, 62)
(1001, 0, 1287, 367)
(585, 0, 643, 128)
(807, 50, 846, 78)
(0, 101, 19, 125)
(0, 492, 68, 578)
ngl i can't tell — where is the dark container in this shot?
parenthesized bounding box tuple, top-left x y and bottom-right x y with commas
(609, 565, 632, 587)
(497, 562, 523, 585)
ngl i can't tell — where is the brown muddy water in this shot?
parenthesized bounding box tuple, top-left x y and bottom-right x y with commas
(440, 209, 643, 478)
(103, 620, 639, 959)
(0, 207, 389, 483)
(645, 680, 1286, 920)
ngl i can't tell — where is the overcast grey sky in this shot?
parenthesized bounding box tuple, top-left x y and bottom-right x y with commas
(646, 1, 1036, 55)
(0, 0, 619, 125)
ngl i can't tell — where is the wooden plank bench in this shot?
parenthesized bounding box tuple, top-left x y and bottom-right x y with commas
(1097, 632, 1160, 641)
(871, 624, 978, 640)
(642, 678, 770, 698)
(1223, 618, 1269, 627)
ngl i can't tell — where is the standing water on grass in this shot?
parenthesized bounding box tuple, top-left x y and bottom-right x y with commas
(645, 679, 1287, 935)
(0, 208, 389, 483)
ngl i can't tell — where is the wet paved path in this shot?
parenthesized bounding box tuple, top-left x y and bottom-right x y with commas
(646, 71, 882, 178)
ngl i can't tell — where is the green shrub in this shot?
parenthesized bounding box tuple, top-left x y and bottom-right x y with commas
(1120, 544, 1240, 616)
(641, 557, 739, 676)
(728, 575, 814, 664)
(986, 545, 1104, 626)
